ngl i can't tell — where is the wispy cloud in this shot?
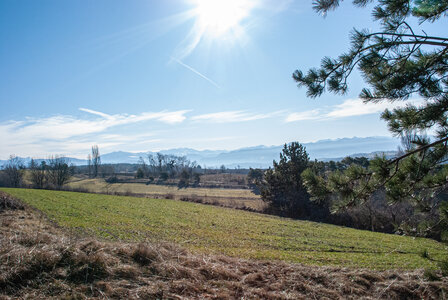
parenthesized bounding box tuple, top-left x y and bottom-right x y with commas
(0, 109, 189, 158)
(326, 99, 422, 118)
(191, 110, 279, 123)
(79, 108, 189, 125)
(170, 56, 220, 89)
(285, 109, 321, 122)
(286, 98, 425, 122)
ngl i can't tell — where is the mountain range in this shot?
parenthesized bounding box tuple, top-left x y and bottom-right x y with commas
(1, 136, 401, 169)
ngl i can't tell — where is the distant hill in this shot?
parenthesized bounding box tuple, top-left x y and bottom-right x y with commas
(0, 136, 401, 168)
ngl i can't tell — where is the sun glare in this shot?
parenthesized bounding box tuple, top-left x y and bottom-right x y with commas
(193, 0, 254, 37)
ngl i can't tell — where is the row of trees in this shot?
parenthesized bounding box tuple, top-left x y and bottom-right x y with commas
(136, 153, 202, 188)
(1, 155, 72, 189)
(1, 145, 102, 188)
(253, 141, 447, 239)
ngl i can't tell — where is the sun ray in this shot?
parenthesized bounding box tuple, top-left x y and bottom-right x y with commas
(193, 0, 254, 37)
(174, 0, 257, 58)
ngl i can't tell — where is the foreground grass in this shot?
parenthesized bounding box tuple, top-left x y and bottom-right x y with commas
(2, 188, 447, 270)
(3, 195, 446, 299)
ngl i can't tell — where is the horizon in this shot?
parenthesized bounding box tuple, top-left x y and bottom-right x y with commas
(0, 135, 401, 161)
(1, 1, 444, 159)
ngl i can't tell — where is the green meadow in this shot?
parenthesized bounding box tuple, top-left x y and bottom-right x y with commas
(2, 188, 447, 270)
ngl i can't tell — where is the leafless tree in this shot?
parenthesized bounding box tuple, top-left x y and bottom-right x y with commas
(29, 159, 47, 188)
(3, 155, 24, 187)
(47, 156, 71, 187)
(91, 145, 101, 178)
(87, 154, 92, 177)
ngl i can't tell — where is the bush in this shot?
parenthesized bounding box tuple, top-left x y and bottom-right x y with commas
(0, 192, 24, 212)
(135, 168, 144, 179)
(105, 176, 119, 184)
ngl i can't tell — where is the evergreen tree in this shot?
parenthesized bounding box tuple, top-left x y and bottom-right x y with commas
(261, 142, 314, 218)
(295, 0, 448, 235)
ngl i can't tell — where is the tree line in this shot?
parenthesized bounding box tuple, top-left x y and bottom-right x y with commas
(136, 153, 202, 188)
(0, 145, 103, 189)
(250, 141, 448, 241)
(0, 155, 73, 189)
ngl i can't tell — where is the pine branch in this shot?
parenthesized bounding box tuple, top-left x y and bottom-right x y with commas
(388, 136, 448, 166)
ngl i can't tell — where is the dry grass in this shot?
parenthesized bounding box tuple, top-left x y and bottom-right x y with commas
(0, 192, 24, 212)
(67, 178, 266, 210)
(200, 173, 248, 188)
(1, 192, 447, 299)
(3, 188, 447, 270)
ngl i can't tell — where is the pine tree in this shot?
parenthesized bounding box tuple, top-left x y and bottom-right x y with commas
(261, 142, 314, 218)
(295, 0, 448, 235)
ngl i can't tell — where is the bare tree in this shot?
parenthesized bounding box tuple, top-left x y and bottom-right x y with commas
(87, 154, 92, 178)
(29, 159, 47, 189)
(91, 145, 101, 178)
(3, 155, 25, 187)
(138, 156, 149, 178)
(47, 156, 71, 187)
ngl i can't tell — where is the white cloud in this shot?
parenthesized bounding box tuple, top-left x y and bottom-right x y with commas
(326, 99, 417, 118)
(2, 109, 189, 142)
(285, 109, 321, 122)
(79, 108, 190, 125)
(191, 110, 278, 123)
(0, 109, 189, 158)
(286, 98, 425, 122)
(149, 111, 189, 124)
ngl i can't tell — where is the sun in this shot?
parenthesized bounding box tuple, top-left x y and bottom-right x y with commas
(174, 0, 257, 57)
(192, 0, 254, 37)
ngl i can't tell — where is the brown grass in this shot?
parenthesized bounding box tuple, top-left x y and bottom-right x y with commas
(0, 192, 24, 212)
(67, 178, 265, 211)
(0, 191, 447, 299)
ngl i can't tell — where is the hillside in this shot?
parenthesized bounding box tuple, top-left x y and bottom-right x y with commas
(2, 191, 447, 299)
(1, 188, 446, 271)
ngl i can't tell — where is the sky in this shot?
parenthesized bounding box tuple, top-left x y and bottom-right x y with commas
(1, 0, 446, 159)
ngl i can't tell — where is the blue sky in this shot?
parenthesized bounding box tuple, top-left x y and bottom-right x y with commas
(1, 0, 445, 159)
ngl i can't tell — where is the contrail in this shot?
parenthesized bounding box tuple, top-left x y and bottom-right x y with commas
(170, 57, 220, 89)
(79, 108, 113, 119)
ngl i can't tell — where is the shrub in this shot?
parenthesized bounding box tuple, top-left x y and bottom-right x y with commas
(0, 192, 24, 212)
(105, 175, 119, 184)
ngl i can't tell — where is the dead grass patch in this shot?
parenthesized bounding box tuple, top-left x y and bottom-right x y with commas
(0, 191, 24, 211)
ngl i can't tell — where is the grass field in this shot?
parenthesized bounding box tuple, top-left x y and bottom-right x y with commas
(67, 178, 265, 210)
(2, 188, 447, 270)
